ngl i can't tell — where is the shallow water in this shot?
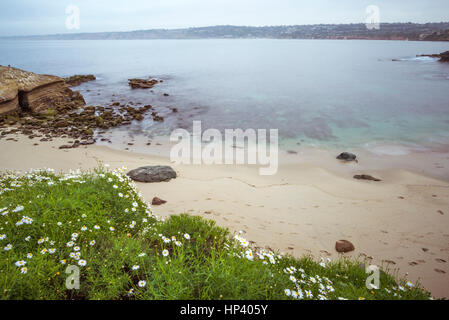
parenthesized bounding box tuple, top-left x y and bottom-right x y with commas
(1, 39, 449, 152)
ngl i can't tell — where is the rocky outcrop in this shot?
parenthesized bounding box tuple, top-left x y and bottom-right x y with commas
(128, 78, 159, 89)
(0, 85, 20, 116)
(416, 51, 449, 62)
(0, 65, 85, 116)
(64, 74, 96, 87)
(440, 51, 449, 62)
(127, 166, 177, 183)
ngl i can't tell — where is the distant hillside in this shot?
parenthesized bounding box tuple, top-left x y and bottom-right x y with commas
(3, 23, 449, 41)
(421, 29, 449, 41)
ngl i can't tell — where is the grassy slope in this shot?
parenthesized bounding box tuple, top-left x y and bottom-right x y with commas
(0, 167, 432, 300)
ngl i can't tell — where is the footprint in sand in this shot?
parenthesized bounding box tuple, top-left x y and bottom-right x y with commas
(382, 259, 396, 265)
(320, 250, 332, 256)
(204, 211, 212, 215)
(436, 258, 447, 263)
(438, 210, 444, 215)
(417, 260, 426, 264)
(434, 269, 446, 274)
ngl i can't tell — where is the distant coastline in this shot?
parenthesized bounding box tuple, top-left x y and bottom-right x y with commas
(2, 22, 449, 41)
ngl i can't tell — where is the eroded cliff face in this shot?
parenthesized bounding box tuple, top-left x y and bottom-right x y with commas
(0, 65, 85, 116)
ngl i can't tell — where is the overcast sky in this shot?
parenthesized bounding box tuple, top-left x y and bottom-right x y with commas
(1, 0, 448, 36)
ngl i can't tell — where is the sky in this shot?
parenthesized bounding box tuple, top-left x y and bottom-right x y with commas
(0, 0, 448, 36)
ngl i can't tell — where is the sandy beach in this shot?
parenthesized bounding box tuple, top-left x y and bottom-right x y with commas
(1, 134, 448, 297)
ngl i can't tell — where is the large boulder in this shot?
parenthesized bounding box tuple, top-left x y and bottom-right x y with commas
(151, 197, 167, 205)
(336, 152, 357, 162)
(0, 65, 85, 116)
(335, 240, 355, 253)
(127, 166, 177, 183)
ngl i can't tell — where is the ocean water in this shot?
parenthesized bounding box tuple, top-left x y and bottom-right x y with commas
(1, 39, 449, 152)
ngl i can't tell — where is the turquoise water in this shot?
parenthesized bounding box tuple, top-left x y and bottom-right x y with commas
(1, 39, 448, 150)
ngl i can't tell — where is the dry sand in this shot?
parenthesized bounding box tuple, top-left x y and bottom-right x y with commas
(1, 135, 448, 298)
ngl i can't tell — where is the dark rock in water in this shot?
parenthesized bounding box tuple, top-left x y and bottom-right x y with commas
(127, 165, 177, 183)
(336, 152, 357, 162)
(152, 197, 167, 205)
(440, 51, 449, 62)
(335, 240, 355, 253)
(59, 144, 73, 149)
(353, 174, 381, 182)
(416, 51, 449, 62)
(64, 74, 96, 87)
(128, 78, 159, 89)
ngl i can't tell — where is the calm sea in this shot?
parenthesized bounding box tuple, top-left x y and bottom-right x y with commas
(1, 39, 448, 152)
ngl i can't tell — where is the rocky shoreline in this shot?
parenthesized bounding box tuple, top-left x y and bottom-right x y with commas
(0, 66, 169, 148)
(416, 50, 449, 62)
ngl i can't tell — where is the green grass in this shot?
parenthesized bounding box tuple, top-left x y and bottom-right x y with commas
(0, 166, 433, 300)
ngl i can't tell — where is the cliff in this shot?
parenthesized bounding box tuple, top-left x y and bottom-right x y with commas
(0, 65, 85, 116)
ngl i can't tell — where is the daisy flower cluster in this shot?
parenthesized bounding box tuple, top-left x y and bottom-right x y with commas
(0, 166, 157, 298)
(282, 264, 336, 300)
